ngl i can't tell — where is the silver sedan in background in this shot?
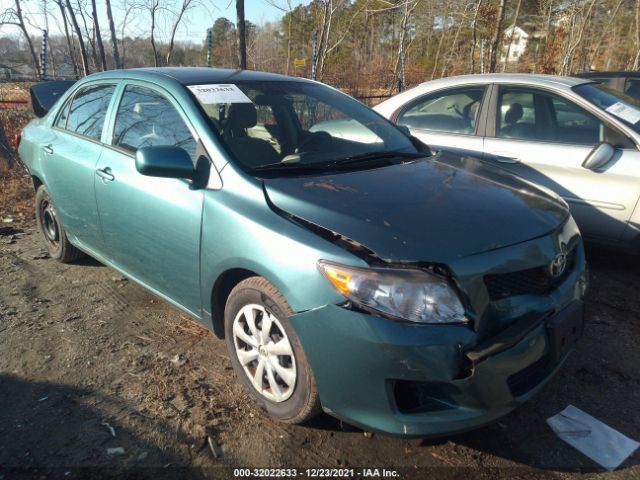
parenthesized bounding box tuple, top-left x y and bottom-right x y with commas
(372, 74, 640, 252)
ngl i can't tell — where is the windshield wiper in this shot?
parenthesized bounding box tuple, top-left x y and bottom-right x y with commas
(251, 161, 326, 173)
(250, 150, 424, 174)
(330, 150, 424, 167)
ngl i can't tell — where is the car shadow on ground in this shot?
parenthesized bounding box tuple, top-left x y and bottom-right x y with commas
(0, 374, 211, 478)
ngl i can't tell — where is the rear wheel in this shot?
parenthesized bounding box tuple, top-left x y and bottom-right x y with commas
(35, 185, 84, 263)
(224, 277, 321, 424)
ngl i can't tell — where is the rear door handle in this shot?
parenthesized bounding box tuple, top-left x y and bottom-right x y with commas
(43, 145, 54, 155)
(96, 167, 115, 182)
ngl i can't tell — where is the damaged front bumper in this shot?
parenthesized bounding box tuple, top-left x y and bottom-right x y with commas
(289, 247, 587, 437)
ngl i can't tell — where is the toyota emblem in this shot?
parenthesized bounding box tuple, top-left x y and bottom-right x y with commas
(548, 253, 567, 278)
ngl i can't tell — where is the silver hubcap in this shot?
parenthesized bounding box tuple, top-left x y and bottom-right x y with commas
(232, 304, 296, 403)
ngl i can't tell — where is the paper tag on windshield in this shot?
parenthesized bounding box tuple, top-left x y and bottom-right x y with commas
(187, 84, 252, 104)
(605, 102, 640, 125)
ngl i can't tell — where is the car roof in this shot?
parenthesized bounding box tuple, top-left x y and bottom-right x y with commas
(575, 71, 640, 78)
(416, 73, 590, 89)
(83, 67, 309, 85)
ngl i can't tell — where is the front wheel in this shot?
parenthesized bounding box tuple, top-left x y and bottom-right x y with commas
(35, 185, 84, 263)
(224, 277, 321, 424)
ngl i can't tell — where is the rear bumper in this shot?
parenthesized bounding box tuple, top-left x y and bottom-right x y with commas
(289, 248, 587, 437)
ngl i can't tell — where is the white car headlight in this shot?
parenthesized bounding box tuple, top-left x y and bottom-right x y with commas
(317, 260, 467, 324)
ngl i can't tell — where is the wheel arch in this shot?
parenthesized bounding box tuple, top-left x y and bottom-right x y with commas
(31, 174, 43, 191)
(210, 268, 259, 338)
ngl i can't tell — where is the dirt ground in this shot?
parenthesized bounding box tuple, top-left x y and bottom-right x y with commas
(1, 172, 640, 479)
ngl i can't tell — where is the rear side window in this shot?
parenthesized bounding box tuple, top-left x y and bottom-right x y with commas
(113, 85, 196, 160)
(397, 87, 485, 134)
(66, 84, 115, 140)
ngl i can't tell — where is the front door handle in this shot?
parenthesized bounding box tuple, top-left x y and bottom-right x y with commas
(96, 167, 115, 182)
(43, 145, 54, 155)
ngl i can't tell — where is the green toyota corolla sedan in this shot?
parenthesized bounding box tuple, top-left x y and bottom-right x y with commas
(18, 68, 588, 437)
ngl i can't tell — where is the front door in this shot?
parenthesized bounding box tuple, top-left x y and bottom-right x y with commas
(395, 85, 487, 157)
(95, 83, 204, 316)
(483, 85, 640, 242)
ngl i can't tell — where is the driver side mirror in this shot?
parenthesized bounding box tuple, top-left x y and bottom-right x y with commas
(582, 143, 615, 171)
(135, 146, 196, 180)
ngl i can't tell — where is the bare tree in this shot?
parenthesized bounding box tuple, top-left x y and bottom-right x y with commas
(105, 0, 121, 68)
(634, 0, 640, 69)
(0, 0, 41, 77)
(148, 0, 161, 67)
(488, 0, 506, 73)
(470, 0, 482, 73)
(587, 0, 624, 69)
(53, 0, 79, 76)
(64, 0, 89, 75)
(559, 0, 596, 75)
(166, 0, 193, 65)
(501, 0, 523, 72)
(90, 0, 107, 69)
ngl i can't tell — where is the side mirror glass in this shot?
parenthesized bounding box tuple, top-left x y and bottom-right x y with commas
(582, 143, 615, 171)
(135, 146, 195, 180)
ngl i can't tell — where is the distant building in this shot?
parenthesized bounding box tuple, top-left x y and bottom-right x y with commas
(501, 26, 529, 63)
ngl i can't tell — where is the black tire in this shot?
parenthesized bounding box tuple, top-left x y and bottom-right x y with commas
(35, 185, 84, 263)
(224, 276, 321, 424)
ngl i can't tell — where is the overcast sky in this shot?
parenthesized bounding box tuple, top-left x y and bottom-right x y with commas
(0, 0, 307, 43)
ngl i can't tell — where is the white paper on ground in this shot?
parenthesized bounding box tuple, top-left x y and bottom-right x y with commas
(605, 102, 640, 125)
(187, 84, 252, 104)
(546, 404, 640, 471)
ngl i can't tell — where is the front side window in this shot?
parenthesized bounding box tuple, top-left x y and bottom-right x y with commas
(188, 80, 416, 173)
(497, 87, 604, 145)
(65, 84, 115, 140)
(113, 85, 197, 160)
(574, 83, 640, 135)
(397, 87, 485, 135)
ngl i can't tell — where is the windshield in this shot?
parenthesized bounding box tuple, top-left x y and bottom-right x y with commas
(187, 80, 417, 173)
(574, 83, 640, 134)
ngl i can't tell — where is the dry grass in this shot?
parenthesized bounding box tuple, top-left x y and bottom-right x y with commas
(0, 165, 34, 225)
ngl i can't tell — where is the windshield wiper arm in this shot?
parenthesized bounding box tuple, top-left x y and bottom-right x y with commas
(331, 150, 424, 166)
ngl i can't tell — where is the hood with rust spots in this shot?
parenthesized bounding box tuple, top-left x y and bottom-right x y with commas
(262, 151, 569, 263)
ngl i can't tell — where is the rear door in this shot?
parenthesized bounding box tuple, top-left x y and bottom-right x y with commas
(394, 85, 487, 157)
(95, 82, 204, 316)
(483, 85, 640, 242)
(43, 83, 116, 251)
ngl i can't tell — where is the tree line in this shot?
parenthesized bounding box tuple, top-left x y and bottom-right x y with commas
(1, 0, 639, 94)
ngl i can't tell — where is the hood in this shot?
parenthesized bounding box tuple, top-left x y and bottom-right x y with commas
(262, 151, 569, 263)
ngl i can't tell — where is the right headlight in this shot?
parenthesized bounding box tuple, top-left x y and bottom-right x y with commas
(317, 260, 467, 325)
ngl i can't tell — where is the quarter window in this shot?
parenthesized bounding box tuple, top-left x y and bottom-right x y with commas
(65, 84, 115, 140)
(497, 87, 604, 145)
(397, 87, 485, 134)
(113, 85, 196, 160)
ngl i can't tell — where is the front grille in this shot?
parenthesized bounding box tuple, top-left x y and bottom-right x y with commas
(484, 248, 576, 301)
